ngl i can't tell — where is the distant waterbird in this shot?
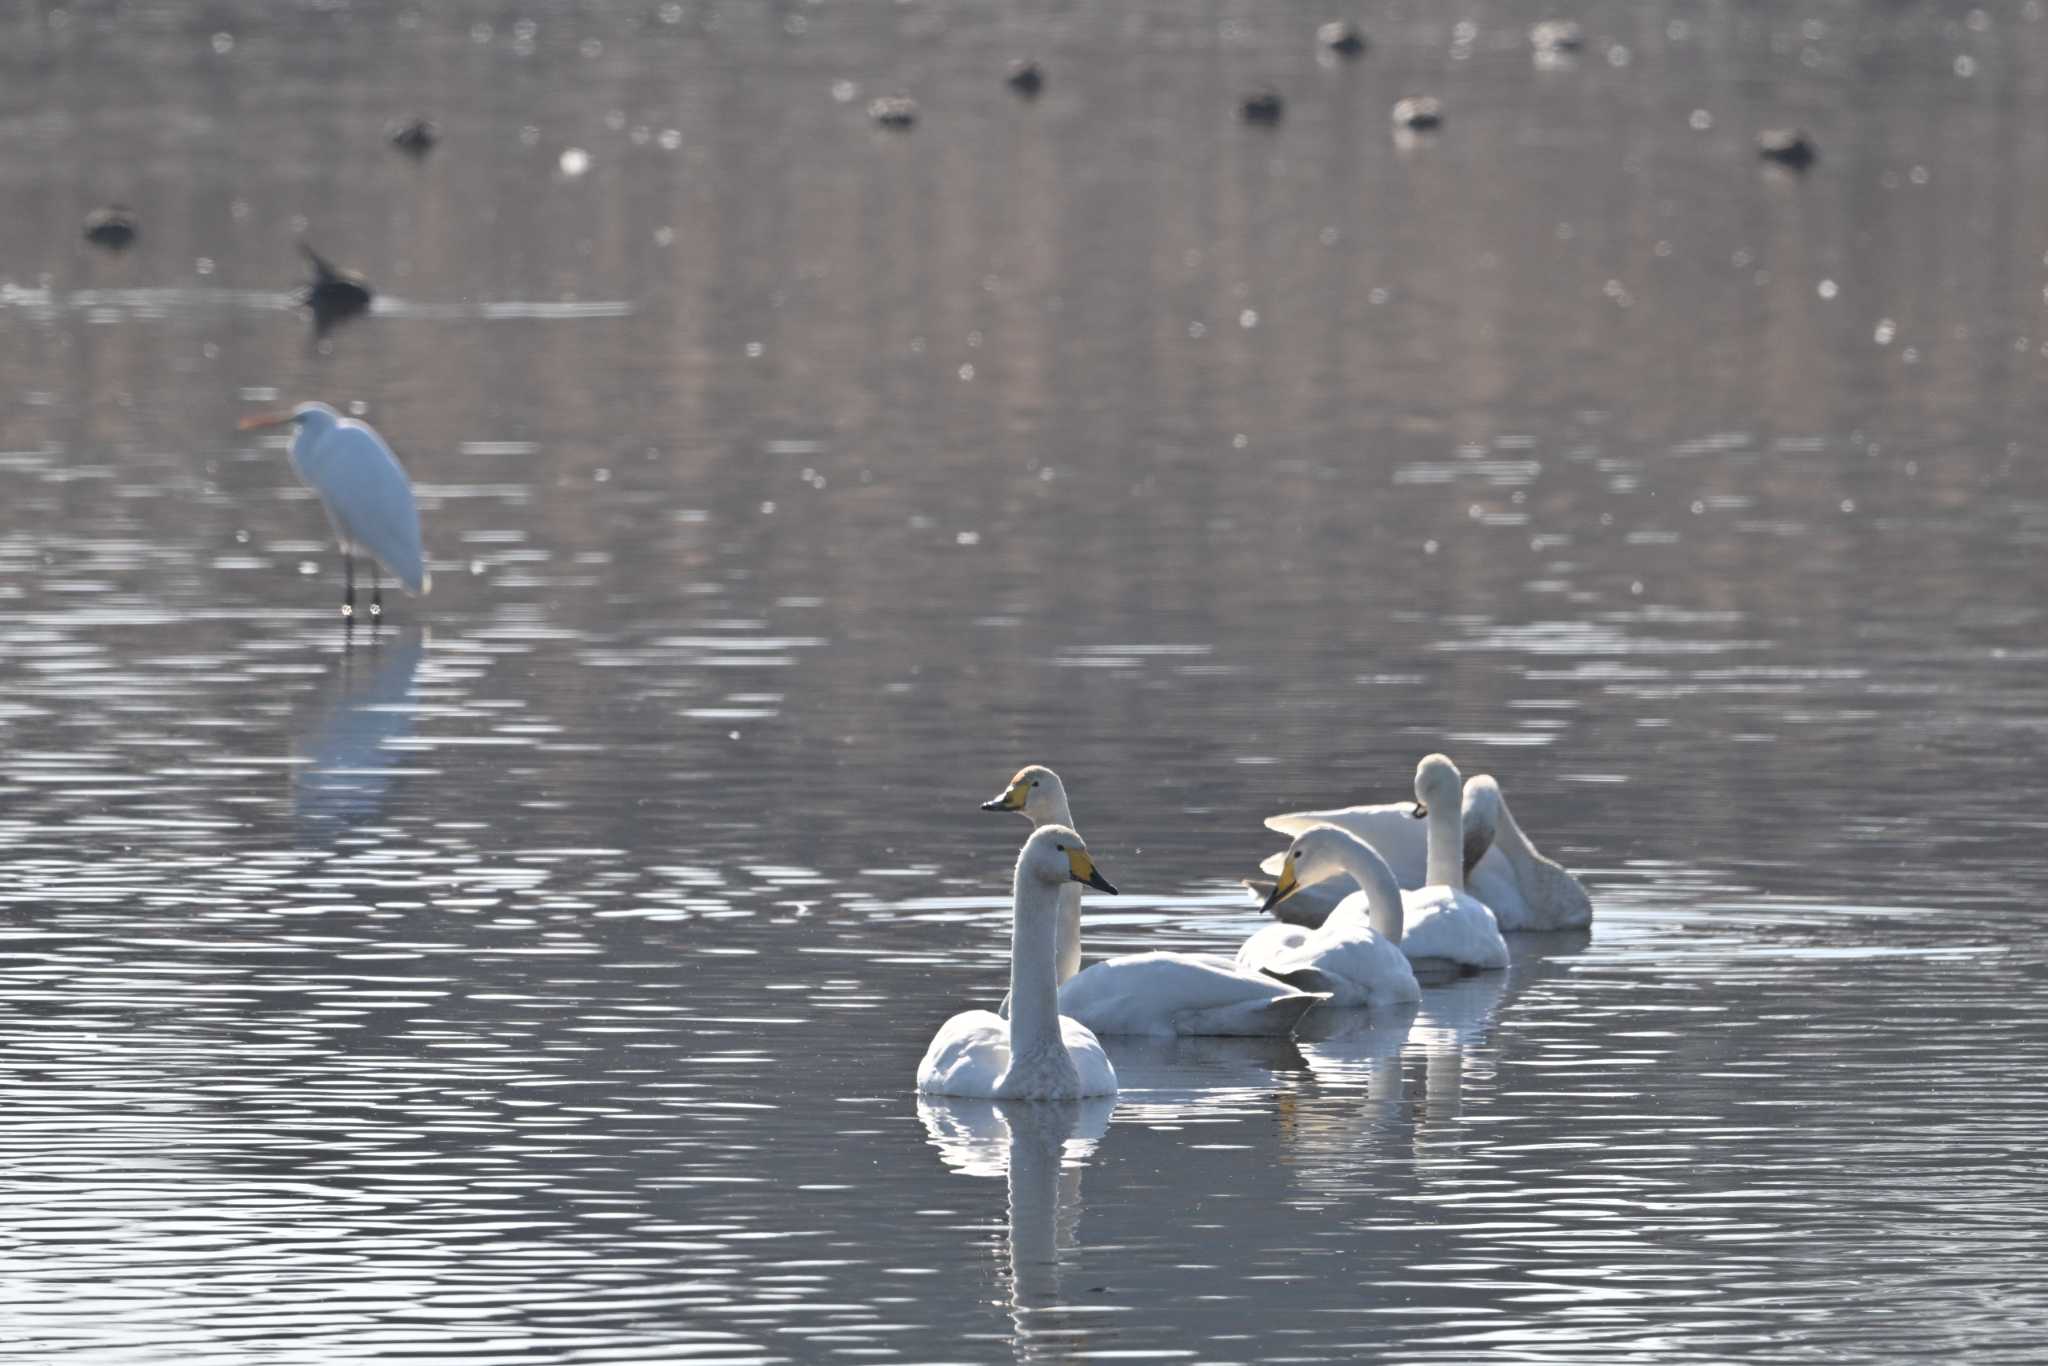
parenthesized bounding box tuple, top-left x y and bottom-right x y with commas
(388, 116, 438, 156)
(1005, 59, 1044, 97)
(1318, 20, 1368, 57)
(298, 242, 373, 334)
(1529, 20, 1584, 55)
(1240, 88, 1284, 125)
(1391, 95, 1444, 131)
(238, 402, 429, 623)
(82, 205, 138, 249)
(1757, 128, 1817, 170)
(869, 95, 919, 129)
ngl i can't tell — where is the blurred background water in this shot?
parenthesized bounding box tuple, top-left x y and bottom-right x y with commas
(3, 1, 2048, 1361)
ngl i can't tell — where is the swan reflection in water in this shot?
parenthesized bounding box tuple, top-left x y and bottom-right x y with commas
(1098, 1032, 1312, 1125)
(292, 629, 428, 835)
(918, 1095, 1115, 1361)
(1284, 929, 1593, 1178)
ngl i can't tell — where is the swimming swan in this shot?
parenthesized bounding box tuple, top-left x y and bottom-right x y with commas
(1393, 754, 1509, 975)
(918, 825, 1121, 1099)
(1243, 777, 1496, 928)
(984, 766, 1326, 1036)
(1233, 826, 1421, 1007)
(1255, 771, 1591, 931)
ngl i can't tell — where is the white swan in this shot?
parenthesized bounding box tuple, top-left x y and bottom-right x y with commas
(1254, 770, 1591, 931)
(983, 766, 1326, 1036)
(1233, 826, 1420, 1007)
(918, 825, 1120, 1099)
(1395, 754, 1510, 975)
(1243, 777, 1496, 928)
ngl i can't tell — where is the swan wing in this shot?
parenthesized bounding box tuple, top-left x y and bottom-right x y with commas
(1263, 800, 1410, 840)
(916, 1009, 1010, 1096)
(1260, 805, 1431, 885)
(1058, 952, 1320, 1037)
(1262, 921, 1420, 1008)
(1467, 859, 1530, 927)
(1236, 922, 1310, 974)
(1057, 1015, 1119, 1095)
(1511, 853, 1593, 930)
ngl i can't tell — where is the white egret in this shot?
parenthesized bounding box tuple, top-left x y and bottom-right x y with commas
(239, 402, 430, 621)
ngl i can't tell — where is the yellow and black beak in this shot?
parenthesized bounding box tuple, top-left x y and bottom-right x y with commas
(981, 778, 1030, 813)
(238, 411, 296, 432)
(1065, 847, 1118, 895)
(1261, 856, 1302, 913)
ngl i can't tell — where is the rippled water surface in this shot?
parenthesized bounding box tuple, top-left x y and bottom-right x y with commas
(6, 2, 2048, 1361)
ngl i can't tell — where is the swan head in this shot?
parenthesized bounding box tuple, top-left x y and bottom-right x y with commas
(1019, 824, 1117, 895)
(982, 764, 1068, 824)
(1264, 824, 1390, 913)
(1460, 775, 1501, 876)
(1411, 752, 1463, 817)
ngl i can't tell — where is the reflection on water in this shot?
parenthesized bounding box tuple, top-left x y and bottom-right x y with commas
(4, 0, 2048, 1360)
(292, 629, 427, 835)
(919, 1096, 1116, 1362)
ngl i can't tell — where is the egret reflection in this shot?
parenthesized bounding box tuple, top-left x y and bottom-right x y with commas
(292, 629, 427, 835)
(918, 1095, 1114, 1361)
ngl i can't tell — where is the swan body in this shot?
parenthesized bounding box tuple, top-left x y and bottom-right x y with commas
(1057, 951, 1325, 1037)
(1234, 826, 1420, 1007)
(918, 825, 1119, 1099)
(983, 766, 1324, 1036)
(918, 1010, 1119, 1100)
(1258, 772, 1589, 931)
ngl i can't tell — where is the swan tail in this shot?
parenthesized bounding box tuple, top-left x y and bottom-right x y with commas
(1173, 991, 1329, 1036)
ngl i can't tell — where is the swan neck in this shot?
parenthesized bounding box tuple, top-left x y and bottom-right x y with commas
(1426, 799, 1463, 889)
(1490, 797, 1538, 870)
(1033, 793, 1076, 829)
(1008, 869, 1065, 1057)
(1336, 842, 1404, 942)
(1055, 882, 1082, 985)
(1365, 872, 1404, 943)
(1024, 796, 1082, 984)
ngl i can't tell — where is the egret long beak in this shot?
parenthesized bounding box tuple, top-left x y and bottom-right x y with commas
(981, 778, 1029, 813)
(1261, 859, 1302, 913)
(238, 411, 296, 431)
(1066, 848, 1118, 895)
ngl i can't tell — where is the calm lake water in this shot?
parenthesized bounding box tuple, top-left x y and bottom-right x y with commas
(4, 1, 2048, 1361)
